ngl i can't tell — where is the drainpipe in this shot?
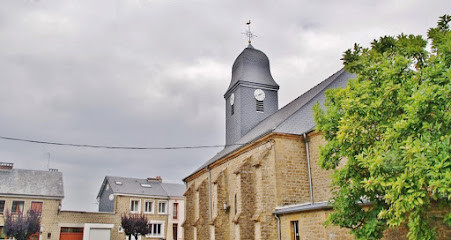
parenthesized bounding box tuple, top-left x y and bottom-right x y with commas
(207, 167, 212, 221)
(303, 133, 314, 204)
(274, 213, 281, 240)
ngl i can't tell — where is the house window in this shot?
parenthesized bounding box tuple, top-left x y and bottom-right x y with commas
(0, 200, 5, 215)
(147, 222, 164, 237)
(256, 100, 264, 112)
(172, 223, 178, 240)
(173, 203, 178, 219)
(31, 202, 43, 216)
(130, 200, 141, 213)
(291, 221, 300, 240)
(0, 226, 6, 239)
(231, 104, 234, 115)
(144, 200, 154, 214)
(158, 201, 167, 214)
(11, 200, 24, 214)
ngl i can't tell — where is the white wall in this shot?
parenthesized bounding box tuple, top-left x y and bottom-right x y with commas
(167, 198, 184, 240)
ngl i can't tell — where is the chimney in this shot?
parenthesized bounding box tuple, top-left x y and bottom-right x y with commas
(147, 176, 162, 182)
(0, 162, 14, 170)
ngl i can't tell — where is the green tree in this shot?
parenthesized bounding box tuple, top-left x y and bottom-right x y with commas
(313, 15, 450, 240)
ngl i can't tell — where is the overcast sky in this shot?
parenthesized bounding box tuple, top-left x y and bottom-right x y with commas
(0, 0, 448, 210)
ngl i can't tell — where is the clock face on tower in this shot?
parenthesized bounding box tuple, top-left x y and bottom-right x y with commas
(254, 89, 265, 101)
(229, 93, 235, 105)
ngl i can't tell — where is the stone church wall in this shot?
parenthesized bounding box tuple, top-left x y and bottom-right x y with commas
(184, 134, 317, 240)
(274, 135, 311, 206)
(307, 132, 334, 203)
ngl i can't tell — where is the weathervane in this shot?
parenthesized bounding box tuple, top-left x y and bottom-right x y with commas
(243, 20, 257, 44)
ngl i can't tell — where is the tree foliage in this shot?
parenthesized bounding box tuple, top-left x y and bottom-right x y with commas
(313, 15, 450, 240)
(121, 213, 150, 240)
(4, 210, 40, 240)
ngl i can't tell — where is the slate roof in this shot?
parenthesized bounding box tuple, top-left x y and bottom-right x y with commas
(185, 68, 354, 180)
(225, 44, 279, 95)
(0, 168, 64, 199)
(97, 176, 185, 199)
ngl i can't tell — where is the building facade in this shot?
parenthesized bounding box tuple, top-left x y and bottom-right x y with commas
(0, 163, 185, 240)
(0, 162, 64, 240)
(95, 175, 185, 240)
(182, 44, 450, 240)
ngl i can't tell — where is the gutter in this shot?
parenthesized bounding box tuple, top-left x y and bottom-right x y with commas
(303, 133, 314, 204)
(274, 213, 281, 240)
(0, 194, 64, 200)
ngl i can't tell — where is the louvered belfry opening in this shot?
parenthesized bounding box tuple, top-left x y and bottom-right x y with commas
(256, 100, 264, 112)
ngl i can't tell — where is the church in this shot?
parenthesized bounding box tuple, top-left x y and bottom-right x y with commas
(182, 43, 449, 240)
(182, 42, 355, 240)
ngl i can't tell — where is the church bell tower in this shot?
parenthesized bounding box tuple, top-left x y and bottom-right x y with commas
(224, 43, 279, 145)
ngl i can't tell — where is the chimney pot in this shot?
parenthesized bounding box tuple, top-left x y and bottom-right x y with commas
(147, 176, 162, 182)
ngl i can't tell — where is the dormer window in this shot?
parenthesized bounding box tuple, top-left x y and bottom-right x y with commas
(256, 100, 264, 112)
(115, 181, 122, 185)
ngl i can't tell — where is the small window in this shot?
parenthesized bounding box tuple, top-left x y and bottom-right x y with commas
(11, 200, 24, 214)
(115, 181, 122, 185)
(173, 224, 178, 239)
(231, 104, 234, 115)
(256, 100, 264, 112)
(0, 200, 5, 215)
(130, 200, 141, 213)
(173, 203, 178, 219)
(158, 201, 167, 214)
(0, 226, 6, 239)
(291, 221, 300, 240)
(31, 202, 43, 216)
(140, 183, 152, 188)
(61, 227, 83, 233)
(144, 200, 154, 214)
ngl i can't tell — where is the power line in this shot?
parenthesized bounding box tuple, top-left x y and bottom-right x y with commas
(0, 135, 244, 150)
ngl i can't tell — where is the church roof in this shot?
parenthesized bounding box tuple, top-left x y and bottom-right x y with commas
(185, 68, 354, 180)
(225, 44, 279, 96)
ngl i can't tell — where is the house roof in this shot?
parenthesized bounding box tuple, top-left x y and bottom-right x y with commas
(0, 168, 64, 199)
(184, 68, 354, 181)
(97, 176, 185, 199)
